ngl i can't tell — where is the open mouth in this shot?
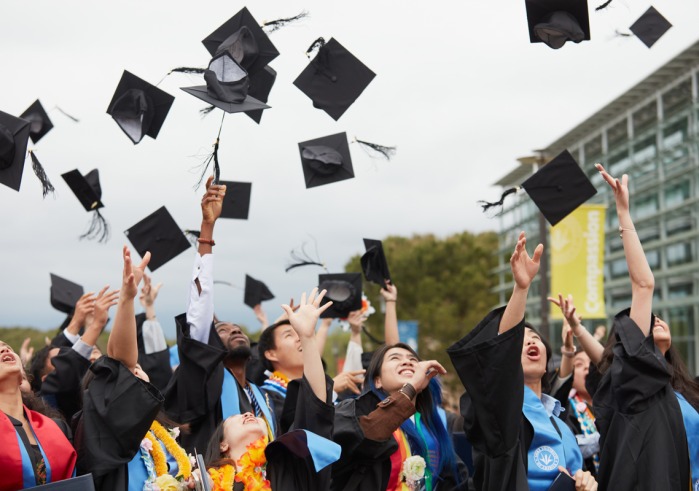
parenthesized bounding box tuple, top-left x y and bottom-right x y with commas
(525, 346, 541, 361)
(1, 354, 16, 363)
(398, 368, 415, 377)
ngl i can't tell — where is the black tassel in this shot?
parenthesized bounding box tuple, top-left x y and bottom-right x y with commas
(477, 187, 520, 214)
(169, 67, 207, 75)
(262, 11, 309, 33)
(80, 209, 110, 243)
(285, 241, 326, 273)
(213, 280, 234, 287)
(305, 37, 326, 58)
(354, 138, 397, 160)
(614, 29, 633, 38)
(595, 0, 613, 11)
(200, 105, 216, 117)
(54, 106, 80, 123)
(183, 229, 200, 248)
(194, 113, 225, 189)
(28, 150, 55, 198)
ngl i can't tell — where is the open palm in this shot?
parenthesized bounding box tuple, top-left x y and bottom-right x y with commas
(510, 231, 543, 289)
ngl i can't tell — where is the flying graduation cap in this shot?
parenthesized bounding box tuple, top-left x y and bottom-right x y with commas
(20, 100, 53, 144)
(318, 273, 363, 319)
(244, 274, 275, 308)
(124, 206, 191, 272)
(107, 71, 175, 144)
(478, 150, 597, 226)
(246, 66, 277, 124)
(524, 0, 590, 49)
(298, 132, 354, 188)
(361, 239, 391, 288)
(50, 273, 84, 314)
(61, 168, 110, 242)
(219, 180, 252, 219)
(629, 6, 672, 48)
(294, 37, 376, 121)
(0, 111, 31, 192)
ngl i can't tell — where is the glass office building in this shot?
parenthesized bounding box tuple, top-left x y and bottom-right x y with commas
(492, 39, 699, 372)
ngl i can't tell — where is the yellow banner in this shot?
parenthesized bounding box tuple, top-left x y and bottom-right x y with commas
(550, 204, 606, 320)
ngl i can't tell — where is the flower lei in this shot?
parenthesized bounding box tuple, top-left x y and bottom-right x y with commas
(140, 422, 192, 490)
(209, 464, 235, 491)
(151, 421, 192, 479)
(235, 435, 271, 491)
(267, 371, 289, 389)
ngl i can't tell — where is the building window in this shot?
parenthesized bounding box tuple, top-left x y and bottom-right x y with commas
(664, 180, 690, 208)
(584, 136, 603, 166)
(668, 283, 693, 299)
(646, 249, 660, 269)
(667, 306, 695, 374)
(607, 119, 629, 149)
(666, 241, 693, 266)
(633, 194, 658, 219)
(608, 150, 631, 175)
(611, 292, 631, 308)
(666, 215, 693, 236)
(637, 223, 660, 242)
(610, 258, 628, 278)
(662, 118, 688, 149)
(662, 79, 692, 119)
(633, 100, 658, 135)
(633, 135, 657, 164)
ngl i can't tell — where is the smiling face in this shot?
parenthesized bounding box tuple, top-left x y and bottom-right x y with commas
(522, 328, 547, 383)
(652, 317, 672, 355)
(263, 325, 303, 374)
(219, 412, 268, 458)
(0, 341, 23, 386)
(374, 346, 419, 393)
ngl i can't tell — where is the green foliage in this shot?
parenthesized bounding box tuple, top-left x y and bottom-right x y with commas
(0, 327, 54, 353)
(344, 231, 499, 391)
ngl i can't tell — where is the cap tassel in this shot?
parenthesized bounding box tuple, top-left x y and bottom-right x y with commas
(614, 29, 633, 38)
(261, 10, 309, 33)
(80, 209, 110, 243)
(194, 113, 225, 189)
(28, 150, 55, 198)
(53, 106, 80, 123)
(595, 0, 613, 11)
(477, 187, 520, 213)
(183, 229, 201, 248)
(199, 105, 216, 117)
(305, 37, 326, 58)
(354, 138, 397, 160)
(169, 67, 207, 75)
(285, 241, 327, 273)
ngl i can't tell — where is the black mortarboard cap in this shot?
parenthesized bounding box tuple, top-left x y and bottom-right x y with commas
(246, 66, 276, 124)
(293, 38, 376, 121)
(361, 238, 391, 287)
(50, 273, 84, 314)
(629, 6, 672, 48)
(525, 0, 590, 49)
(124, 206, 191, 271)
(318, 273, 363, 319)
(298, 132, 354, 189)
(244, 274, 275, 308)
(20, 100, 53, 144)
(107, 70, 175, 144)
(181, 51, 270, 114)
(202, 7, 280, 77)
(521, 150, 596, 226)
(0, 110, 30, 192)
(61, 169, 104, 211)
(219, 180, 252, 219)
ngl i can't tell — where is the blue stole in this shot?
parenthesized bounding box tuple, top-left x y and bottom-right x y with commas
(14, 421, 52, 488)
(675, 392, 699, 490)
(127, 437, 180, 491)
(221, 369, 276, 437)
(522, 386, 582, 491)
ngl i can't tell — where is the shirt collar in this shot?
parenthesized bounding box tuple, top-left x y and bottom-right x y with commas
(540, 392, 565, 418)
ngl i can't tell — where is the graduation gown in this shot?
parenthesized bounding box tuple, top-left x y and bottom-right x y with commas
(592, 310, 689, 491)
(40, 347, 90, 423)
(163, 313, 259, 454)
(135, 313, 173, 392)
(74, 356, 163, 491)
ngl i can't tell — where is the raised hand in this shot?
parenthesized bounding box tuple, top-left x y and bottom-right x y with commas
(253, 304, 268, 329)
(122, 246, 151, 299)
(347, 310, 364, 334)
(510, 231, 543, 290)
(139, 274, 162, 308)
(409, 360, 447, 393)
(19, 338, 34, 366)
(281, 288, 332, 339)
(73, 292, 96, 328)
(201, 175, 226, 225)
(595, 163, 629, 213)
(379, 281, 397, 301)
(333, 370, 366, 395)
(548, 293, 584, 337)
(90, 286, 119, 332)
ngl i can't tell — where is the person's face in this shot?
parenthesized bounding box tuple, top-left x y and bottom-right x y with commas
(652, 317, 672, 355)
(522, 328, 547, 382)
(216, 323, 250, 353)
(89, 346, 102, 364)
(572, 351, 591, 396)
(264, 325, 303, 373)
(219, 412, 267, 457)
(0, 342, 22, 385)
(375, 347, 419, 394)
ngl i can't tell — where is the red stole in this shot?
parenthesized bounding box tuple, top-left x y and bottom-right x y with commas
(0, 406, 77, 490)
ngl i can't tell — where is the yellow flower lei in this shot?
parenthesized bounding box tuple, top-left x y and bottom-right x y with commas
(149, 421, 192, 479)
(144, 431, 167, 477)
(209, 464, 235, 491)
(235, 436, 271, 491)
(268, 371, 289, 388)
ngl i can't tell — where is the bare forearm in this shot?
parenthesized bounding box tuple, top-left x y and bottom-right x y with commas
(300, 335, 326, 401)
(108, 298, 138, 369)
(315, 320, 330, 355)
(575, 328, 604, 365)
(384, 301, 399, 345)
(500, 285, 529, 334)
(619, 210, 654, 335)
(198, 222, 215, 257)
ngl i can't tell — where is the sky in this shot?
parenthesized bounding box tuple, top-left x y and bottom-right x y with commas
(1, 0, 698, 339)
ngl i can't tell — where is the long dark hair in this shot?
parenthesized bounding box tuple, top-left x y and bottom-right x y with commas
(204, 420, 237, 469)
(364, 343, 459, 484)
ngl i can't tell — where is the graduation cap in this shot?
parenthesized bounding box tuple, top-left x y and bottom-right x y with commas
(124, 206, 191, 272)
(50, 273, 84, 314)
(629, 7, 672, 48)
(293, 38, 376, 121)
(61, 168, 110, 242)
(525, 0, 590, 49)
(244, 274, 275, 308)
(246, 66, 277, 124)
(202, 7, 280, 77)
(107, 71, 175, 144)
(219, 180, 252, 219)
(361, 239, 391, 287)
(20, 100, 53, 144)
(479, 150, 597, 226)
(298, 132, 354, 188)
(318, 273, 363, 319)
(0, 110, 31, 193)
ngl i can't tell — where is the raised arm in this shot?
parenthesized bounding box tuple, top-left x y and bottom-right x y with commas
(549, 294, 604, 364)
(596, 164, 653, 335)
(63, 293, 96, 343)
(315, 317, 331, 355)
(381, 281, 399, 345)
(500, 231, 543, 333)
(107, 246, 150, 371)
(281, 288, 333, 401)
(82, 286, 119, 353)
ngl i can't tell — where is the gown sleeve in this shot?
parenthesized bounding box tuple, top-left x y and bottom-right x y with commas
(40, 346, 91, 422)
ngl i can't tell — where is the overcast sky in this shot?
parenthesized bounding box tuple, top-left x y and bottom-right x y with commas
(2, 0, 698, 338)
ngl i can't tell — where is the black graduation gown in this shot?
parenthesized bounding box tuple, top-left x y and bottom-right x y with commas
(446, 307, 533, 491)
(592, 310, 689, 491)
(40, 346, 91, 422)
(135, 313, 173, 392)
(74, 356, 163, 491)
(163, 313, 255, 454)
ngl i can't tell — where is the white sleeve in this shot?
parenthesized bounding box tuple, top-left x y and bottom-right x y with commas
(186, 253, 215, 344)
(342, 340, 364, 373)
(72, 339, 94, 360)
(142, 319, 168, 354)
(62, 330, 80, 345)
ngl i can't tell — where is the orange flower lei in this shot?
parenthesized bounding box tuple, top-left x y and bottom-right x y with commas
(209, 464, 235, 491)
(149, 421, 192, 479)
(144, 431, 167, 476)
(235, 436, 271, 491)
(268, 371, 289, 389)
